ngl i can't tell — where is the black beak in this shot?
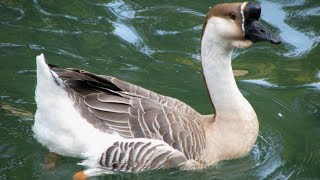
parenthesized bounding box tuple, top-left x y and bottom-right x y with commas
(243, 2, 281, 44)
(245, 21, 281, 44)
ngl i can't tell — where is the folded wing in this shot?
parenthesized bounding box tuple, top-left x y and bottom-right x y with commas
(50, 66, 206, 160)
(97, 139, 188, 172)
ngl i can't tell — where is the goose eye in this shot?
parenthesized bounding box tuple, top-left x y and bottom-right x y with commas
(229, 13, 236, 20)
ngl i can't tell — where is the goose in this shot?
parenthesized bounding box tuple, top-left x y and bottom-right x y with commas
(33, 2, 280, 179)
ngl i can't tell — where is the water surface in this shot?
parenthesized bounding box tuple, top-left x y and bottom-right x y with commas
(0, 0, 319, 179)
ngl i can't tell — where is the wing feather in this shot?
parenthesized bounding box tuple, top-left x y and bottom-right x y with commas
(84, 94, 129, 113)
(49, 66, 207, 160)
(87, 108, 129, 124)
(97, 93, 130, 104)
(98, 139, 187, 172)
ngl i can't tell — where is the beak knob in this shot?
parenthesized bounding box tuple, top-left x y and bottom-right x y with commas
(243, 2, 281, 44)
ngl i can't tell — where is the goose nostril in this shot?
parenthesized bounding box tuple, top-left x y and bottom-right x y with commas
(260, 29, 266, 33)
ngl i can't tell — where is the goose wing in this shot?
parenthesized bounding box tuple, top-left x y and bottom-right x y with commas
(50, 66, 206, 159)
(96, 139, 188, 172)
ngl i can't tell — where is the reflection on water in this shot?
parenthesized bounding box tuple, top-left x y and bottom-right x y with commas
(258, 0, 318, 57)
(301, 6, 320, 16)
(242, 79, 279, 88)
(32, 0, 80, 21)
(0, 0, 319, 179)
(305, 82, 320, 90)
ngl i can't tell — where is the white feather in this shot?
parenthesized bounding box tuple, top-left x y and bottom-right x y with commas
(33, 53, 123, 158)
(240, 2, 248, 31)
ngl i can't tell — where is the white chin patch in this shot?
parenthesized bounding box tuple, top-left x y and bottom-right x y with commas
(240, 2, 248, 31)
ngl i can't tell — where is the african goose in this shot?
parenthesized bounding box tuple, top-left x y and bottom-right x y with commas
(33, 2, 280, 179)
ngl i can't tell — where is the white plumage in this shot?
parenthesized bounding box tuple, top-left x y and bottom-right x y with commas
(33, 54, 123, 158)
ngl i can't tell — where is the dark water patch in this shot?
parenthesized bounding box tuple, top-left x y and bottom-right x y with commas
(0, 5, 25, 22)
(300, 6, 320, 16)
(32, 0, 79, 21)
(25, 44, 85, 61)
(0, 144, 16, 159)
(16, 69, 38, 76)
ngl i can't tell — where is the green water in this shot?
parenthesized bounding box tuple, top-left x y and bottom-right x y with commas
(1, 0, 319, 179)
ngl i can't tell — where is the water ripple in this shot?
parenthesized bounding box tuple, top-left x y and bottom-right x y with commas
(112, 22, 139, 44)
(241, 79, 279, 88)
(0, 5, 25, 22)
(1, 22, 108, 37)
(98, 0, 155, 56)
(155, 30, 180, 36)
(31, 28, 83, 35)
(155, 25, 202, 36)
(258, 0, 318, 57)
(304, 82, 320, 90)
(242, 78, 320, 91)
(16, 69, 36, 75)
(316, 71, 320, 78)
(0, 144, 16, 159)
(28, 44, 84, 60)
(299, 6, 320, 16)
(137, 5, 205, 17)
(255, 131, 283, 179)
(99, 0, 136, 19)
(0, 43, 23, 48)
(32, 0, 79, 21)
(241, 82, 297, 114)
(28, 44, 45, 50)
(28, 26, 108, 36)
(0, 41, 85, 60)
(206, 130, 284, 179)
(32, 0, 106, 25)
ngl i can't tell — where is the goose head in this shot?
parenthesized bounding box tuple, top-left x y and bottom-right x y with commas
(201, 2, 281, 49)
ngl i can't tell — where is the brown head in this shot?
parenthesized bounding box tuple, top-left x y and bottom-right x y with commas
(201, 2, 280, 49)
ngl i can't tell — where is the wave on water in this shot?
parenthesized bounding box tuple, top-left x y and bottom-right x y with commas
(304, 82, 320, 90)
(204, 130, 285, 179)
(258, 0, 319, 57)
(28, 44, 84, 60)
(95, 0, 155, 56)
(32, 0, 79, 21)
(0, 5, 25, 22)
(242, 78, 320, 91)
(137, 5, 205, 17)
(242, 79, 279, 88)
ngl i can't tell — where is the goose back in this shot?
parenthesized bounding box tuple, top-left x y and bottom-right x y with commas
(49, 65, 207, 160)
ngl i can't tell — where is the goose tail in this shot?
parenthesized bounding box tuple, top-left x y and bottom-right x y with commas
(33, 53, 86, 157)
(33, 54, 122, 157)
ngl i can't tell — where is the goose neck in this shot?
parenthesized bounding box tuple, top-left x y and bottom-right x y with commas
(201, 37, 252, 120)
